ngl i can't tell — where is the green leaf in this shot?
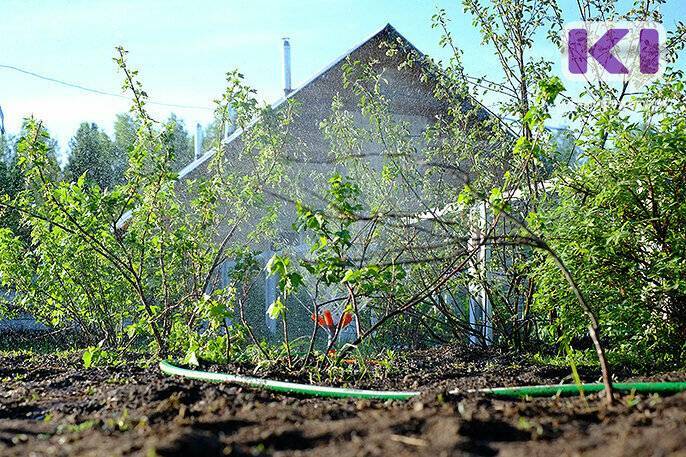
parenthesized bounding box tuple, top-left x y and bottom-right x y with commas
(538, 76, 565, 105)
(267, 297, 286, 320)
(82, 347, 94, 369)
(457, 185, 474, 206)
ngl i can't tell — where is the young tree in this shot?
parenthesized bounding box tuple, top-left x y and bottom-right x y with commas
(0, 50, 288, 357)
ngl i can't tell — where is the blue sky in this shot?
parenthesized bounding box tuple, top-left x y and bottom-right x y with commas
(1, 0, 684, 158)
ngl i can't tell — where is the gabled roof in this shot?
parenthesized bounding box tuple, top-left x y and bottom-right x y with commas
(177, 23, 416, 181)
(117, 23, 420, 229)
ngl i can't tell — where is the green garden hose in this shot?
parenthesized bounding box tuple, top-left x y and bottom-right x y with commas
(159, 360, 420, 400)
(160, 360, 686, 401)
(464, 381, 686, 398)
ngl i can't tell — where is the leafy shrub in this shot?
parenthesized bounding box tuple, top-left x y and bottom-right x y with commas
(0, 50, 277, 357)
(532, 79, 686, 367)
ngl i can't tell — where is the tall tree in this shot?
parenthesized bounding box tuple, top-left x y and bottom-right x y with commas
(165, 113, 194, 170)
(111, 113, 195, 180)
(0, 123, 59, 239)
(65, 123, 115, 188)
(201, 119, 221, 153)
(0, 133, 22, 233)
(112, 113, 138, 184)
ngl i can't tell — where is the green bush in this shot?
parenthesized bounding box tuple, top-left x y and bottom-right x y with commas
(0, 51, 278, 358)
(532, 83, 686, 367)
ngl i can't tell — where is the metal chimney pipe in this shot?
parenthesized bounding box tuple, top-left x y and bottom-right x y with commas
(194, 123, 203, 160)
(282, 37, 292, 97)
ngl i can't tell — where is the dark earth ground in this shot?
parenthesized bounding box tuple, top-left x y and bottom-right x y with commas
(2, 346, 686, 456)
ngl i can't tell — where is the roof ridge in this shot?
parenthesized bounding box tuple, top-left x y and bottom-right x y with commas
(175, 23, 415, 181)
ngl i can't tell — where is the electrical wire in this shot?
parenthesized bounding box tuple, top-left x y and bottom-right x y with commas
(0, 63, 213, 111)
(0, 65, 572, 128)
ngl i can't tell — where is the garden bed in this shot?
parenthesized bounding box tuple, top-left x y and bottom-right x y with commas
(2, 346, 686, 456)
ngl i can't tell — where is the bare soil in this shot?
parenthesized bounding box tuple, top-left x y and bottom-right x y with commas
(2, 346, 686, 456)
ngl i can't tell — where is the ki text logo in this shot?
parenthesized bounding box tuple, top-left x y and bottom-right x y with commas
(562, 21, 665, 87)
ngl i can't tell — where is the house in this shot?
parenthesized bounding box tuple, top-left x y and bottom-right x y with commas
(2, 24, 496, 343)
(161, 23, 499, 342)
(175, 23, 490, 240)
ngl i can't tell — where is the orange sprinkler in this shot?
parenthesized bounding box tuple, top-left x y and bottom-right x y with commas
(311, 310, 354, 346)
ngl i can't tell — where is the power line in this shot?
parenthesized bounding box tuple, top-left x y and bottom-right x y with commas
(0, 64, 572, 131)
(0, 64, 213, 111)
